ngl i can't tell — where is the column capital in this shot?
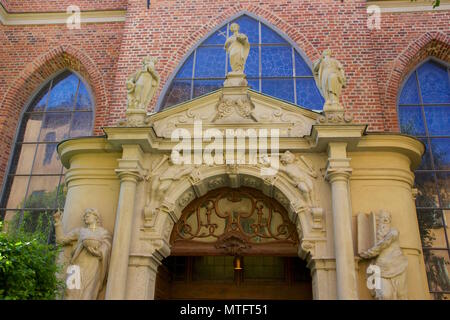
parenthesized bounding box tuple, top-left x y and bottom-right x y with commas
(115, 168, 144, 182)
(325, 166, 352, 182)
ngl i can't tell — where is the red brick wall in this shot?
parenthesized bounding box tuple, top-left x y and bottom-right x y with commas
(0, 0, 449, 188)
(1, 0, 127, 12)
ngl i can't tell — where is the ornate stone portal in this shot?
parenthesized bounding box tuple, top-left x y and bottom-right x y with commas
(56, 25, 430, 300)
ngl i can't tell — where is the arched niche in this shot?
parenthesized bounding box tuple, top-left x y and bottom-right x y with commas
(170, 186, 299, 256)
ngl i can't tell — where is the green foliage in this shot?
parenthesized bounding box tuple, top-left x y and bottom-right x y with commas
(0, 215, 63, 300)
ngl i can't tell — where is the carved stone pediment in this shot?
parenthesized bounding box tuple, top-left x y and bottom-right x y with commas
(149, 86, 320, 138)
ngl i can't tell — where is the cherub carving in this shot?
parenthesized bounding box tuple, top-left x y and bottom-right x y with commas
(278, 151, 317, 207)
(143, 152, 198, 224)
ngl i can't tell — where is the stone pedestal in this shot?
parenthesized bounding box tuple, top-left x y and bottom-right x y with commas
(223, 71, 248, 87)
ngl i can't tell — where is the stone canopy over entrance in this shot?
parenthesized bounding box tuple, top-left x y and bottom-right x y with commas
(55, 27, 430, 300)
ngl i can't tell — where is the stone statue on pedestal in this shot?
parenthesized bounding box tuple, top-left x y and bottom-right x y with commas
(54, 208, 112, 300)
(359, 210, 408, 300)
(126, 56, 160, 110)
(313, 49, 346, 112)
(224, 23, 250, 87)
(225, 23, 250, 74)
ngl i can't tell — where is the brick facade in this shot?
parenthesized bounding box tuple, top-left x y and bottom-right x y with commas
(0, 0, 449, 187)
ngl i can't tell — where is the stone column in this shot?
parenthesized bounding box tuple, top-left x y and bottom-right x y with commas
(325, 142, 358, 299)
(105, 145, 144, 300)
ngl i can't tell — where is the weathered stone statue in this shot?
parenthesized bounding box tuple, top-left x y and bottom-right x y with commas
(126, 55, 160, 110)
(225, 23, 250, 74)
(278, 151, 317, 207)
(359, 210, 408, 300)
(143, 152, 198, 225)
(54, 208, 112, 300)
(313, 49, 346, 111)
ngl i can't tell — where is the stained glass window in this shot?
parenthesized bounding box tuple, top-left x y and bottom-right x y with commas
(160, 14, 324, 111)
(0, 70, 94, 236)
(398, 59, 450, 300)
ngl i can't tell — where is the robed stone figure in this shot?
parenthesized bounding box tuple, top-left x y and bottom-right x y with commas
(359, 211, 408, 300)
(313, 49, 346, 111)
(126, 56, 160, 110)
(225, 23, 250, 74)
(54, 208, 112, 300)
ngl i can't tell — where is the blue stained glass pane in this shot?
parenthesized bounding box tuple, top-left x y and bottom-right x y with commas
(204, 26, 227, 45)
(418, 61, 450, 103)
(261, 24, 286, 44)
(30, 83, 51, 112)
(75, 82, 93, 111)
(262, 79, 295, 103)
(175, 55, 194, 79)
(47, 74, 79, 111)
(296, 78, 324, 110)
(418, 138, 433, 170)
(248, 79, 259, 91)
(294, 52, 312, 76)
(261, 46, 293, 77)
(398, 106, 426, 136)
(195, 47, 226, 78)
(163, 80, 192, 108)
(70, 112, 93, 138)
(424, 106, 450, 136)
(430, 138, 450, 170)
(193, 79, 223, 98)
(232, 15, 259, 44)
(399, 73, 419, 104)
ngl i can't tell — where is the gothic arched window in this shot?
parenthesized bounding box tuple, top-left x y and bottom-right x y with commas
(0, 70, 94, 231)
(398, 59, 450, 299)
(159, 14, 324, 111)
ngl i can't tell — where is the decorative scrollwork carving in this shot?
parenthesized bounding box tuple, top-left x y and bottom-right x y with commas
(171, 187, 298, 250)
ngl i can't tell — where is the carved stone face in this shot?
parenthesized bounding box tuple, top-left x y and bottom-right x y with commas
(230, 23, 239, 34)
(280, 151, 295, 165)
(378, 211, 391, 225)
(376, 211, 392, 241)
(142, 57, 156, 71)
(84, 209, 99, 226)
(323, 49, 332, 58)
(170, 151, 181, 165)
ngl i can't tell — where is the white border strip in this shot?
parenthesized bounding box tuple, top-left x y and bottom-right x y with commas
(0, 4, 126, 25)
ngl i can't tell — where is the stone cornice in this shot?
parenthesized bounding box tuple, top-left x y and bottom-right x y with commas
(0, 3, 126, 26)
(366, 0, 450, 12)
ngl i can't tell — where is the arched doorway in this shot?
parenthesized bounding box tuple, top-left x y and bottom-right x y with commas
(155, 187, 312, 300)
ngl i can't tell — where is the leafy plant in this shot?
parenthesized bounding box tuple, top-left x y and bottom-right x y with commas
(0, 215, 63, 300)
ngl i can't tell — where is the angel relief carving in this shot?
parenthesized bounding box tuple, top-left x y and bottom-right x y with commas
(143, 152, 200, 227)
(262, 151, 318, 209)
